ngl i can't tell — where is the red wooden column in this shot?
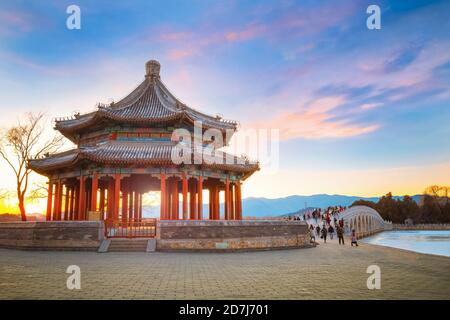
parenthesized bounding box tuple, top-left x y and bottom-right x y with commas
(86, 188, 91, 214)
(107, 179, 115, 220)
(224, 177, 230, 220)
(122, 183, 128, 223)
(160, 173, 166, 220)
(165, 180, 170, 220)
(74, 185, 80, 220)
(134, 189, 139, 221)
(69, 187, 75, 220)
(166, 179, 173, 220)
(128, 190, 134, 221)
(236, 181, 242, 220)
(139, 193, 143, 221)
(55, 180, 63, 220)
(189, 180, 196, 220)
(182, 173, 188, 220)
(52, 180, 58, 221)
(106, 184, 110, 219)
(230, 184, 235, 220)
(114, 173, 121, 220)
(64, 185, 69, 220)
(46, 180, 53, 221)
(208, 186, 214, 220)
(91, 173, 98, 212)
(171, 180, 179, 220)
(210, 184, 216, 220)
(215, 184, 220, 220)
(78, 176, 85, 220)
(197, 176, 203, 220)
(99, 187, 105, 219)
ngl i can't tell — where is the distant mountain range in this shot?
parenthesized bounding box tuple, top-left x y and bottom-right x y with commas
(241, 194, 421, 217)
(141, 194, 422, 218)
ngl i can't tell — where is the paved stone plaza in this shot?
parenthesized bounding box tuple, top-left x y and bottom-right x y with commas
(1, 239, 449, 299)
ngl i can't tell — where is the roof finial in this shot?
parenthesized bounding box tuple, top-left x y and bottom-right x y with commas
(145, 59, 160, 79)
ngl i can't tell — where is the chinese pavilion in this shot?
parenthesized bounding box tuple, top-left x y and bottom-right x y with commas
(28, 60, 259, 223)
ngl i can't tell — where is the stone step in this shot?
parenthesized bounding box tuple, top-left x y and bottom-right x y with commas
(107, 239, 151, 252)
(108, 247, 147, 252)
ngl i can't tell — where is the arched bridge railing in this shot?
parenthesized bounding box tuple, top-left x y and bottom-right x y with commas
(339, 206, 392, 238)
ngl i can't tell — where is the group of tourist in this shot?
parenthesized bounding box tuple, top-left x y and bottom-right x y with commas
(287, 206, 359, 247)
(289, 206, 346, 223)
(308, 223, 358, 247)
(301, 206, 346, 222)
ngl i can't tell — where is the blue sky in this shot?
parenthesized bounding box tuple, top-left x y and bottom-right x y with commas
(0, 0, 449, 198)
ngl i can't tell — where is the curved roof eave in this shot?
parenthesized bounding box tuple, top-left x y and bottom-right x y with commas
(27, 142, 259, 176)
(54, 68, 239, 135)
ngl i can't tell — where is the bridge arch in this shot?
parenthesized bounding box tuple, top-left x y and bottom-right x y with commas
(339, 206, 392, 238)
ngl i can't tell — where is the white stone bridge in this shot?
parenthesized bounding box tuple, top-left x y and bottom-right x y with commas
(340, 205, 392, 238)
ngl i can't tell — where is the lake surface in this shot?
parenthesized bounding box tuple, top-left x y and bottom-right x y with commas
(362, 230, 450, 257)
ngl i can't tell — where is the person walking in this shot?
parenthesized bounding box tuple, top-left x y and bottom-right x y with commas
(321, 226, 328, 243)
(328, 225, 334, 240)
(309, 228, 316, 244)
(316, 225, 321, 237)
(351, 229, 358, 247)
(337, 226, 345, 245)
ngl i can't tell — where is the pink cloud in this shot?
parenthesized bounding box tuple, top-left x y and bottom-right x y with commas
(247, 95, 380, 140)
(262, 111, 379, 140)
(305, 96, 346, 114)
(0, 10, 33, 36)
(159, 31, 193, 42)
(360, 103, 383, 110)
(250, 109, 379, 140)
(224, 24, 267, 42)
(271, 1, 359, 37)
(167, 49, 196, 60)
(148, 1, 360, 61)
(0, 52, 66, 75)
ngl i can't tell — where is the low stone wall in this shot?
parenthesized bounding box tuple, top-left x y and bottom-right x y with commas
(157, 220, 311, 252)
(0, 221, 104, 251)
(392, 223, 450, 230)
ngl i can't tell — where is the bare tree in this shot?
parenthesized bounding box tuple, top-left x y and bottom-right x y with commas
(26, 180, 50, 201)
(424, 185, 450, 214)
(0, 113, 64, 221)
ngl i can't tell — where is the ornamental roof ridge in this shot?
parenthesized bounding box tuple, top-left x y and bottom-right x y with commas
(53, 59, 239, 139)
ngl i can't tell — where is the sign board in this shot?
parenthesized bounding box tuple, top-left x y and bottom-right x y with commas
(87, 211, 101, 221)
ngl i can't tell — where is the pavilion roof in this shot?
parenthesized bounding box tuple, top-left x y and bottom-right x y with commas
(28, 141, 259, 176)
(55, 60, 238, 139)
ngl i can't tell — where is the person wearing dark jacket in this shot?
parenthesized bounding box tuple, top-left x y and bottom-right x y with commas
(351, 229, 358, 247)
(321, 227, 328, 243)
(337, 226, 345, 245)
(328, 225, 334, 240)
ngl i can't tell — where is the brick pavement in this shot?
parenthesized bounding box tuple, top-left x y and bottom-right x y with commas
(1, 238, 449, 299)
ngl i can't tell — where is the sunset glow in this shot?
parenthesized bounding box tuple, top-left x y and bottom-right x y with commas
(1, 0, 450, 215)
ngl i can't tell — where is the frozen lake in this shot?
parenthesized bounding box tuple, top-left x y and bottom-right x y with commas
(362, 230, 450, 257)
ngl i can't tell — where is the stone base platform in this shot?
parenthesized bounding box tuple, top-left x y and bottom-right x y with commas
(0, 221, 104, 251)
(157, 220, 311, 252)
(0, 220, 311, 252)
